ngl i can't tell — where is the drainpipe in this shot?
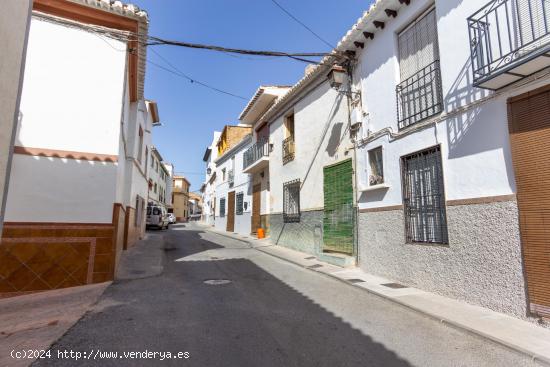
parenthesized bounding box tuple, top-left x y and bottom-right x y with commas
(344, 62, 361, 266)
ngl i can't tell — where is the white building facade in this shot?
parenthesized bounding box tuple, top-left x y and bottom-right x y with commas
(214, 133, 253, 235)
(148, 146, 170, 208)
(201, 132, 221, 226)
(0, 0, 151, 295)
(163, 162, 174, 211)
(240, 86, 290, 237)
(264, 0, 548, 322)
(231, 0, 550, 323)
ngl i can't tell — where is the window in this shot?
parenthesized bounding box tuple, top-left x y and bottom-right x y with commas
(151, 155, 154, 168)
(401, 146, 448, 244)
(220, 198, 226, 217)
(283, 113, 295, 164)
(396, 8, 442, 129)
(236, 192, 244, 215)
(154, 183, 157, 193)
(368, 147, 384, 185)
(137, 126, 144, 163)
(222, 168, 226, 182)
(283, 179, 301, 223)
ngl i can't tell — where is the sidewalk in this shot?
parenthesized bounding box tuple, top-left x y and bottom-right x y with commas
(116, 232, 165, 280)
(200, 224, 550, 366)
(0, 282, 110, 367)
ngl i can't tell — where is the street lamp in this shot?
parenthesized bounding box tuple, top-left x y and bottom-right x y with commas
(206, 167, 212, 175)
(328, 65, 346, 90)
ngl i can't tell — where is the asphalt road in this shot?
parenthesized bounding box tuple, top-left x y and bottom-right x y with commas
(34, 223, 543, 367)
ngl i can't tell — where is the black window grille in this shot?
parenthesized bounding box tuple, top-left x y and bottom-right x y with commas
(401, 146, 448, 244)
(219, 198, 226, 217)
(282, 136, 295, 164)
(283, 179, 300, 223)
(396, 61, 443, 129)
(236, 192, 244, 215)
(396, 8, 442, 129)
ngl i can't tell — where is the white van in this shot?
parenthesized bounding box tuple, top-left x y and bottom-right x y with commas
(146, 205, 169, 230)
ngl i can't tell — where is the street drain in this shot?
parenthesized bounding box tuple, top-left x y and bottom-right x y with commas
(304, 256, 316, 260)
(347, 279, 365, 284)
(381, 282, 408, 289)
(203, 279, 232, 285)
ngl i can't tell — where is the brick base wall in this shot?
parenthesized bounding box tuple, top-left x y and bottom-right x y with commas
(0, 204, 124, 297)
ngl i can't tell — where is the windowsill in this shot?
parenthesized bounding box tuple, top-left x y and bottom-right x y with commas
(359, 183, 390, 192)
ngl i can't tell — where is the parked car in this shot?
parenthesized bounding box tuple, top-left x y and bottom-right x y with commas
(167, 213, 176, 224)
(146, 205, 169, 230)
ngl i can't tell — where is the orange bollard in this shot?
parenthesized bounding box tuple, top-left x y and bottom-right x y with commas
(257, 228, 265, 239)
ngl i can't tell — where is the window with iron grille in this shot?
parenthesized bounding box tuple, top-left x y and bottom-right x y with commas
(401, 146, 448, 244)
(219, 198, 226, 217)
(236, 192, 244, 215)
(283, 179, 300, 223)
(396, 8, 442, 129)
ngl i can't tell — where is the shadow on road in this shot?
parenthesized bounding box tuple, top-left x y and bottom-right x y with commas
(34, 228, 411, 367)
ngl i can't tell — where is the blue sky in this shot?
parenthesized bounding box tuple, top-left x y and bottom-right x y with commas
(130, 0, 371, 191)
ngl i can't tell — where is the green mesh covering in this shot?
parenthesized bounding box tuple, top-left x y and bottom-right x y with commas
(323, 159, 354, 254)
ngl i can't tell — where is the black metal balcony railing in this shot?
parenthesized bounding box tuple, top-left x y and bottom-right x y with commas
(243, 139, 270, 170)
(396, 60, 443, 130)
(282, 136, 295, 164)
(468, 0, 550, 86)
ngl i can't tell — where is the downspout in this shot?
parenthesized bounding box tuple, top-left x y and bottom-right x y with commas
(344, 62, 361, 265)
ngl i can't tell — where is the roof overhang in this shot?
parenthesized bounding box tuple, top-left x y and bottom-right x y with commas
(203, 147, 212, 162)
(239, 86, 291, 124)
(147, 100, 160, 124)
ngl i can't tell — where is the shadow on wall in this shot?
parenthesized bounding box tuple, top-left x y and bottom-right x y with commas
(358, 186, 389, 205)
(443, 53, 517, 191)
(48, 227, 412, 367)
(325, 122, 344, 158)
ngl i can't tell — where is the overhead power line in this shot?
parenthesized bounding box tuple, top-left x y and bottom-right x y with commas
(269, 0, 335, 49)
(147, 36, 331, 64)
(148, 48, 248, 100)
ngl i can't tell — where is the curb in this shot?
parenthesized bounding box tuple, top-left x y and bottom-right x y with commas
(202, 225, 550, 366)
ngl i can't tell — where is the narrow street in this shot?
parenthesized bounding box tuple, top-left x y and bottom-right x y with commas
(34, 223, 540, 367)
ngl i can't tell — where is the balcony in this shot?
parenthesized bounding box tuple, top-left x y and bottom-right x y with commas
(396, 60, 443, 130)
(282, 136, 295, 164)
(468, 0, 550, 90)
(243, 139, 270, 174)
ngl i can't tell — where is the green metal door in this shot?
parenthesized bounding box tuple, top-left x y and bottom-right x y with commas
(323, 159, 354, 254)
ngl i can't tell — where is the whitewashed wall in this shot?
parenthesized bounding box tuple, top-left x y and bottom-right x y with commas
(269, 81, 352, 213)
(202, 131, 221, 224)
(16, 18, 126, 155)
(214, 137, 252, 235)
(5, 17, 127, 223)
(122, 99, 152, 214)
(353, 0, 547, 210)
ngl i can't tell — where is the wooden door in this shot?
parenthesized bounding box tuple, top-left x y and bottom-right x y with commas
(226, 191, 235, 232)
(508, 86, 550, 318)
(251, 184, 261, 234)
